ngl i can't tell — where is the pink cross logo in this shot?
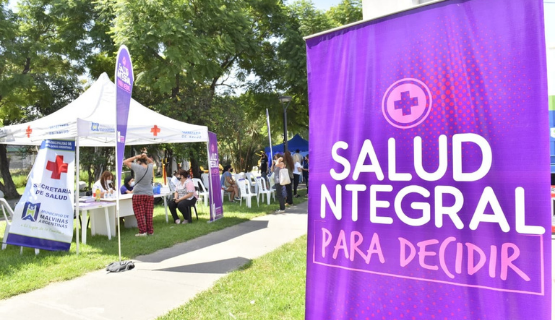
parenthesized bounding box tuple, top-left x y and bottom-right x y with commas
(382, 78, 432, 129)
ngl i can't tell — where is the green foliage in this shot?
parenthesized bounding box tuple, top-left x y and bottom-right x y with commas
(79, 147, 115, 187)
(0, 0, 362, 194)
(210, 94, 268, 171)
(0, 193, 306, 299)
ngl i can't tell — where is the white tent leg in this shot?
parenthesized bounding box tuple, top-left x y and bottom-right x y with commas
(75, 136, 80, 255)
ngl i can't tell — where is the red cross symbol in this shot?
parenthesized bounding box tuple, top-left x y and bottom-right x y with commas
(151, 125, 160, 136)
(26, 126, 32, 138)
(46, 155, 68, 180)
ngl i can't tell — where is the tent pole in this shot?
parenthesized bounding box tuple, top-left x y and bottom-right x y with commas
(115, 140, 122, 262)
(75, 136, 80, 255)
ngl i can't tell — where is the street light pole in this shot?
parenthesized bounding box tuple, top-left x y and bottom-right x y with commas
(279, 96, 292, 154)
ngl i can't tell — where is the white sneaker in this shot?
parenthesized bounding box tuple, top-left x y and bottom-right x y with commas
(275, 210, 285, 214)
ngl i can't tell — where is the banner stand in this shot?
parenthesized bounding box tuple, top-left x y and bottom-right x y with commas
(75, 134, 80, 255)
(206, 142, 217, 224)
(207, 132, 223, 222)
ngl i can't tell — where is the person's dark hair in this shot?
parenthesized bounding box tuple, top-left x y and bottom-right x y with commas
(137, 155, 147, 165)
(275, 153, 283, 159)
(295, 149, 300, 153)
(284, 151, 294, 169)
(100, 171, 114, 190)
(178, 169, 189, 178)
(124, 175, 133, 188)
(223, 165, 231, 172)
(305, 154, 309, 159)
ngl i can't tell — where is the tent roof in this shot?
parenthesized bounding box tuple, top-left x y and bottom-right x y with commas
(264, 134, 308, 154)
(0, 73, 208, 146)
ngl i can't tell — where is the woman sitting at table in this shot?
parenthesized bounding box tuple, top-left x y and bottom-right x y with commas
(169, 169, 198, 225)
(92, 171, 115, 198)
(120, 175, 134, 195)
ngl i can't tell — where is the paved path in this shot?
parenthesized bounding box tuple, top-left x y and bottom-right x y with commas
(0, 202, 308, 320)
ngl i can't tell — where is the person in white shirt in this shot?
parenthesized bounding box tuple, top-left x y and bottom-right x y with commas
(170, 171, 179, 190)
(293, 159, 303, 198)
(293, 149, 303, 164)
(92, 171, 115, 198)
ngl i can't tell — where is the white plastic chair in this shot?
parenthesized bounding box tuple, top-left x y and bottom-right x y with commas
(245, 172, 258, 194)
(201, 173, 210, 192)
(193, 178, 209, 207)
(1, 198, 39, 255)
(237, 179, 258, 208)
(256, 177, 272, 205)
(220, 174, 232, 202)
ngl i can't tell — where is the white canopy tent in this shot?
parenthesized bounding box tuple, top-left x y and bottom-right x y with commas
(0, 72, 208, 145)
(0, 73, 216, 254)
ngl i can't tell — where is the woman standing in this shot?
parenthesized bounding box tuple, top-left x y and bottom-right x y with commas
(123, 153, 154, 236)
(273, 154, 286, 213)
(283, 151, 295, 205)
(302, 155, 309, 196)
(169, 169, 198, 224)
(293, 158, 303, 198)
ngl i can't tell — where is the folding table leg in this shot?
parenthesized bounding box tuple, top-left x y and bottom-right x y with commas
(81, 210, 88, 245)
(163, 196, 168, 223)
(104, 207, 111, 241)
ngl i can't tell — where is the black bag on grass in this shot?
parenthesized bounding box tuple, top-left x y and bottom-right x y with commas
(106, 260, 135, 273)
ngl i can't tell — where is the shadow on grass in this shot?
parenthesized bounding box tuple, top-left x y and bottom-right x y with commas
(155, 257, 252, 274)
(0, 204, 253, 277)
(0, 192, 306, 299)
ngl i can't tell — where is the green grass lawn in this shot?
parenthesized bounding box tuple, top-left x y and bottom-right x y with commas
(158, 235, 307, 320)
(0, 189, 307, 300)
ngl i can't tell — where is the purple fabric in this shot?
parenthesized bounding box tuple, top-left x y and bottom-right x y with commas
(208, 132, 223, 221)
(305, 0, 550, 319)
(115, 46, 134, 191)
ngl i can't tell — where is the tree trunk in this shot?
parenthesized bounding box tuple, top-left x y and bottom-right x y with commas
(165, 149, 173, 177)
(190, 157, 201, 179)
(0, 144, 20, 199)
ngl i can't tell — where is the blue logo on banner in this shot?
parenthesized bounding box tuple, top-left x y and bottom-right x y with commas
(21, 202, 41, 222)
(91, 123, 99, 131)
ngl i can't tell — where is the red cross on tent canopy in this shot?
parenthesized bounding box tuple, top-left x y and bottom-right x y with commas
(151, 125, 160, 136)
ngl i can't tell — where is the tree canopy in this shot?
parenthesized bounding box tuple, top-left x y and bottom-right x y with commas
(0, 0, 362, 196)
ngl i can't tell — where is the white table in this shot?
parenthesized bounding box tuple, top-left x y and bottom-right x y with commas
(78, 193, 169, 244)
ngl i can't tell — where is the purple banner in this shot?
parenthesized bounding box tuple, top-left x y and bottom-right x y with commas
(115, 45, 133, 191)
(208, 132, 223, 221)
(305, 0, 550, 319)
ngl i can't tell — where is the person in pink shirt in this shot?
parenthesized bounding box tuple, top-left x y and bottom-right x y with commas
(168, 169, 198, 224)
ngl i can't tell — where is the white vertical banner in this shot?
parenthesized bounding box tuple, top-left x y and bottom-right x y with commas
(266, 108, 273, 161)
(6, 140, 75, 251)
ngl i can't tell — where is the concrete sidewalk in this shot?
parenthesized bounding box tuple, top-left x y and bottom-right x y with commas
(0, 201, 308, 320)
